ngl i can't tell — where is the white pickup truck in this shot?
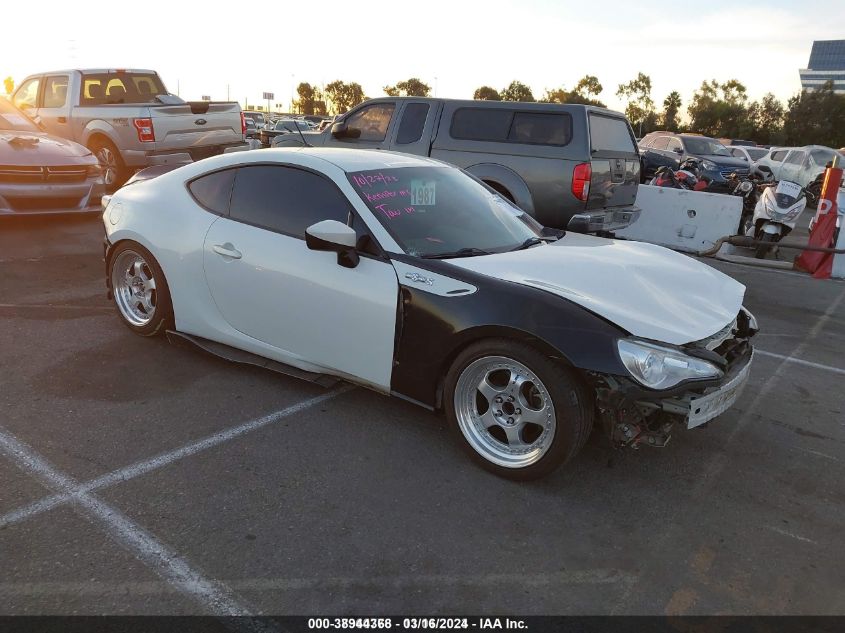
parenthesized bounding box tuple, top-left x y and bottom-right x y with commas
(12, 69, 248, 190)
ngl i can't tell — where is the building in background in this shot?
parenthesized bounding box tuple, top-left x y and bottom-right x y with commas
(799, 40, 845, 94)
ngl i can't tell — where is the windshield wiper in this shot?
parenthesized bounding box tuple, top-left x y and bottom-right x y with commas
(509, 237, 553, 252)
(421, 247, 492, 259)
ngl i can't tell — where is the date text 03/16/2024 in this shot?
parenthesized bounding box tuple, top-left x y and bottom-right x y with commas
(307, 618, 528, 630)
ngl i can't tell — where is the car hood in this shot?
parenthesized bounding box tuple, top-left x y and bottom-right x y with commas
(0, 130, 94, 165)
(447, 233, 746, 345)
(699, 154, 748, 168)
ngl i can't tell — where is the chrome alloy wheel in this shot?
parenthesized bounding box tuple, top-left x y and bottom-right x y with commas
(454, 356, 556, 469)
(94, 145, 119, 186)
(112, 250, 157, 326)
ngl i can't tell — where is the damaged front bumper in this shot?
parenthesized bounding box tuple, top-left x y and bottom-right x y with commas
(593, 340, 754, 448)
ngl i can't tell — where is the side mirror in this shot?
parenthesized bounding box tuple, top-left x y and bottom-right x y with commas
(673, 147, 683, 154)
(305, 219, 360, 268)
(331, 121, 361, 139)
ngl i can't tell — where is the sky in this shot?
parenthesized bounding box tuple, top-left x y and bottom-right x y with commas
(3, 0, 843, 117)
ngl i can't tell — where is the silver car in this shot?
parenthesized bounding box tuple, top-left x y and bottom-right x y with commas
(0, 98, 104, 215)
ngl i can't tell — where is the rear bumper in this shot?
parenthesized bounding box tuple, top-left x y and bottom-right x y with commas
(567, 206, 641, 234)
(121, 142, 250, 168)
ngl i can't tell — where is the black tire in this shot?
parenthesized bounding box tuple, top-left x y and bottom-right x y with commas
(806, 181, 822, 210)
(444, 338, 593, 481)
(754, 232, 777, 259)
(108, 241, 173, 337)
(89, 137, 129, 193)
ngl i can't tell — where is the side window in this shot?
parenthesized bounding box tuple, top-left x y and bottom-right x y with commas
(13, 77, 40, 110)
(809, 150, 834, 167)
(42, 76, 69, 108)
(229, 165, 351, 238)
(396, 103, 430, 144)
(510, 112, 572, 145)
(188, 169, 236, 215)
(650, 137, 669, 150)
(345, 103, 396, 142)
(667, 138, 683, 152)
(770, 149, 788, 162)
(784, 151, 805, 166)
(450, 109, 513, 141)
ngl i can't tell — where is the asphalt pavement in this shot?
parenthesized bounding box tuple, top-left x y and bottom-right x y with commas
(1, 213, 843, 616)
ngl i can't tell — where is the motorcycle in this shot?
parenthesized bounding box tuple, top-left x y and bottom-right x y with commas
(747, 178, 808, 259)
(729, 165, 774, 235)
(649, 158, 711, 191)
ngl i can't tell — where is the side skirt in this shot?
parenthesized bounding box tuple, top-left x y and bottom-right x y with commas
(165, 330, 342, 389)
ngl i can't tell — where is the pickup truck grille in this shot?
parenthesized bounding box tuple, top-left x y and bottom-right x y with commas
(0, 165, 89, 183)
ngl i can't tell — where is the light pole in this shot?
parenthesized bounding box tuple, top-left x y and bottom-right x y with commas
(434, 76, 438, 97)
(290, 74, 295, 114)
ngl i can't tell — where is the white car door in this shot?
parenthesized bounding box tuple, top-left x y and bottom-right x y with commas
(202, 164, 398, 390)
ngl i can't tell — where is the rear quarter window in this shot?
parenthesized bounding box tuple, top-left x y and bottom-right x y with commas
(589, 114, 636, 153)
(188, 169, 236, 215)
(450, 108, 571, 146)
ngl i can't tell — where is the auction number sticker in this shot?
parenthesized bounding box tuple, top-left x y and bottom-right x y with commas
(410, 180, 436, 206)
(775, 180, 802, 198)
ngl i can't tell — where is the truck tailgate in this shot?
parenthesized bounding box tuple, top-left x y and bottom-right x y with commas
(586, 112, 639, 210)
(150, 102, 243, 152)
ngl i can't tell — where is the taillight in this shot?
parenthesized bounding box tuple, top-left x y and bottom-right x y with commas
(133, 118, 155, 143)
(240, 112, 247, 136)
(572, 163, 591, 202)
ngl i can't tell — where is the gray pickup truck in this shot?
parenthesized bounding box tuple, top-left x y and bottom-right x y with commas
(12, 69, 248, 190)
(273, 97, 640, 231)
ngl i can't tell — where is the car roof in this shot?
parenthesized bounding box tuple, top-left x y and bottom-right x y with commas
(277, 147, 446, 172)
(355, 96, 626, 117)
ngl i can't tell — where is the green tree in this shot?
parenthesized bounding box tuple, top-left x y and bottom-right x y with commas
(574, 75, 603, 99)
(616, 73, 655, 136)
(383, 78, 431, 97)
(473, 86, 501, 101)
(500, 80, 535, 102)
(293, 82, 317, 115)
(324, 80, 366, 115)
(687, 79, 749, 138)
(3, 76, 13, 95)
(661, 91, 682, 131)
(744, 93, 784, 145)
(783, 81, 845, 147)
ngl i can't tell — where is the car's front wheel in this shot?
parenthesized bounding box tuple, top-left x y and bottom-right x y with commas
(444, 339, 593, 480)
(109, 242, 173, 336)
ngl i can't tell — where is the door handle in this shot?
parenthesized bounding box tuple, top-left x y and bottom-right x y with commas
(57, 116, 67, 123)
(212, 243, 242, 259)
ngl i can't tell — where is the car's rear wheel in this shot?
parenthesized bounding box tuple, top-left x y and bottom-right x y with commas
(445, 339, 593, 480)
(90, 138, 128, 192)
(109, 242, 173, 336)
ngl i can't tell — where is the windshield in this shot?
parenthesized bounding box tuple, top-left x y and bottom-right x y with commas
(683, 137, 732, 157)
(0, 99, 40, 132)
(347, 166, 542, 257)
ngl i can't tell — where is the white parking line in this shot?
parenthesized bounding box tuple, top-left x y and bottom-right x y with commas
(756, 349, 845, 376)
(765, 526, 818, 545)
(0, 427, 255, 616)
(0, 386, 352, 529)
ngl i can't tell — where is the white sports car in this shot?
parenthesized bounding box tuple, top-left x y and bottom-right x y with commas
(103, 148, 756, 480)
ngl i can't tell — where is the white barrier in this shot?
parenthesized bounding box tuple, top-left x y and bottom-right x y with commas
(616, 185, 743, 254)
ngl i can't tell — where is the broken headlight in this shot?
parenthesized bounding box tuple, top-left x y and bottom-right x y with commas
(617, 339, 723, 390)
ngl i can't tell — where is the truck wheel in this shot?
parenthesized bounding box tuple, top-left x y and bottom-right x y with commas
(444, 339, 593, 480)
(90, 138, 128, 192)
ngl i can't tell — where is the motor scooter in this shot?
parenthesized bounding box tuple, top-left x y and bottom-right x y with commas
(747, 179, 808, 259)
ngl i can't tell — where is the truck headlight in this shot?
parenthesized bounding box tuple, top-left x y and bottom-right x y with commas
(617, 339, 723, 390)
